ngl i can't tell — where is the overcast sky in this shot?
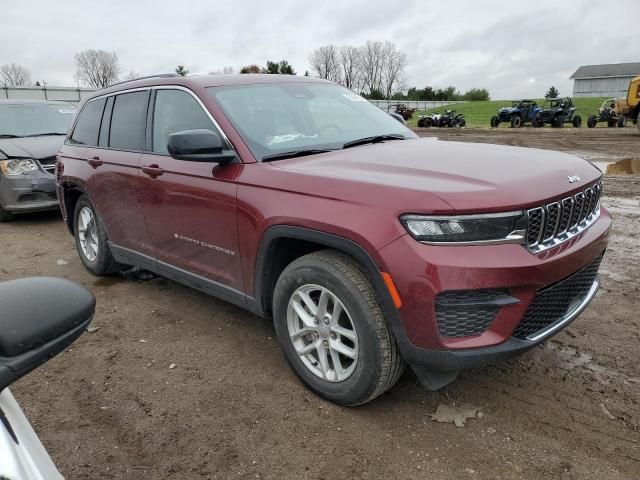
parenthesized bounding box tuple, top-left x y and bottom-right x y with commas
(2, 0, 639, 99)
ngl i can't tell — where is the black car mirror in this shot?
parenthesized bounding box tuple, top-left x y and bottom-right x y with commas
(167, 129, 236, 164)
(0, 277, 95, 392)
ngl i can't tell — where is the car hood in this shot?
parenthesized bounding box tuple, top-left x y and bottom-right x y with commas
(271, 137, 602, 213)
(499, 107, 515, 113)
(0, 136, 65, 160)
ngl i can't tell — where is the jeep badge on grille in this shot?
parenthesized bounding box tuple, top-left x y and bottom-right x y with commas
(568, 175, 581, 183)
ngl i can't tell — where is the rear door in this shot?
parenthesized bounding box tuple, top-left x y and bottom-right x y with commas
(83, 90, 154, 257)
(137, 87, 244, 295)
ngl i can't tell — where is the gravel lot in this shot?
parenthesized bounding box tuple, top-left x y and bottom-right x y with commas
(4, 127, 640, 479)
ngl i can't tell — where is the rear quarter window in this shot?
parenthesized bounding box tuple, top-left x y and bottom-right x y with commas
(109, 91, 150, 151)
(69, 98, 106, 146)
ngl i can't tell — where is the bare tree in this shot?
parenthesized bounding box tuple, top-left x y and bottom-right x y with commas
(339, 46, 361, 91)
(308, 45, 341, 82)
(124, 71, 141, 81)
(358, 41, 386, 96)
(0, 63, 32, 87)
(209, 66, 234, 75)
(74, 50, 120, 88)
(381, 41, 407, 99)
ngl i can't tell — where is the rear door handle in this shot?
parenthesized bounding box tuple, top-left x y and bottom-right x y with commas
(87, 157, 102, 168)
(142, 164, 165, 178)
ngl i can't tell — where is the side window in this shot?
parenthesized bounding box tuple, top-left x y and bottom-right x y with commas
(110, 91, 149, 151)
(69, 98, 105, 146)
(98, 96, 114, 147)
(152, 89, 217, 155)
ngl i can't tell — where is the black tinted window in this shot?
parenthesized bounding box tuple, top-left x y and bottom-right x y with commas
(98, 96, 114, 147)
(152, 89, 215, 154)
(69, 98, 105, 146)
(109, 91, 149, 151)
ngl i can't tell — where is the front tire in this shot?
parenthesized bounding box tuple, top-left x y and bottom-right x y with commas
(572, 115, 582, 128)
(490, 116, 499, 128)
(74, 195, 122, 276)
(273, 250, 405, 406)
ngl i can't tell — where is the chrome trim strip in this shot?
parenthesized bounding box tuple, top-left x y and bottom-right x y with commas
(418, 229, 526, 246)
(526, 278, 600, 341)
(542, 202, 561, 242)
(404, 210, 524, 221)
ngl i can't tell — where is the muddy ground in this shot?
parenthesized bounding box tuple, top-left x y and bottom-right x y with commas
(3, 127, 639, 479)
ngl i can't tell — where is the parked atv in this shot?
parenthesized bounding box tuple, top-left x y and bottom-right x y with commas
(490, 99, 540, 128)
(440, 109, 466, 127)
(391, 103, 417, 121)
(535, 97, 582, 128)
(417, 112, 441, 128)
(587, 98, 627, 128)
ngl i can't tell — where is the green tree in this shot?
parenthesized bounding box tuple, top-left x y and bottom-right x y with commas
(462, 88, 490, 101)
(545, 86, 559, 99)
(175, 65, 189, 76)
(264, 60, 296, 75)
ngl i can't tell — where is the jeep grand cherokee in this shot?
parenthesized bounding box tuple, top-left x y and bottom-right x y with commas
(57, 74, 610, 405)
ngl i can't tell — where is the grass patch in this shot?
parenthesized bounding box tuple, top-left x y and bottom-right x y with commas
(407, 97, 608, 128)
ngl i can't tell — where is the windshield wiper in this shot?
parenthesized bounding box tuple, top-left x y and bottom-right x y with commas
(262, 149, 335, 162)
(0, 134, 21, 139)
(23, 132, 67, 137)
(341, 134, 406, 149)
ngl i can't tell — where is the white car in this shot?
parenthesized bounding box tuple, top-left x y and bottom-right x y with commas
(0, 277, 95, 479)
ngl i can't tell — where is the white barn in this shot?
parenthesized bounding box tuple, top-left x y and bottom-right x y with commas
(571, 62, 640, 98)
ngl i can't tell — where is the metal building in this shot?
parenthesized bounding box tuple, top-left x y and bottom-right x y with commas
(571, 62, 640, 98)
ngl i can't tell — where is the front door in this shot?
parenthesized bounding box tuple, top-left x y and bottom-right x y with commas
(137, 87, 244, 296)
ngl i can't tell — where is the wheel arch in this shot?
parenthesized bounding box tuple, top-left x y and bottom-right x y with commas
(61, 184, 86, 235)
(253, 226, 400, 325)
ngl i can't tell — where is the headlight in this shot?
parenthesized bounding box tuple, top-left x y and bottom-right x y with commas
(400, 211, 527, 244)
(0, 159, 39, 176)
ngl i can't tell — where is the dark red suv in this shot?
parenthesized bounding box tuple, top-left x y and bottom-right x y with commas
(57, 74, 610, 405)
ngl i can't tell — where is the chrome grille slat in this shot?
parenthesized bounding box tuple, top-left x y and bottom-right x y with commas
(526, 182, 602, 253)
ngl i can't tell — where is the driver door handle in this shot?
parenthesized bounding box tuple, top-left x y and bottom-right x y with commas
(87, 156, 102, 168)
(142, 164, 164, 178)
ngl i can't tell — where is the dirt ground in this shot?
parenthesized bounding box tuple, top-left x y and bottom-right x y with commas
(3, 127, 639, 479)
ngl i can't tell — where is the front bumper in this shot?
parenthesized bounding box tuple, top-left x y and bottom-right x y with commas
(377, 208, 611, 387)
(0, 170, 58, 213)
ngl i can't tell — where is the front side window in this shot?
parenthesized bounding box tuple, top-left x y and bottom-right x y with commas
(152, 89, 216, 154)
(207, 83, 415, 161)
(68, 99, 104, 146)
(109, 91, 149, 151)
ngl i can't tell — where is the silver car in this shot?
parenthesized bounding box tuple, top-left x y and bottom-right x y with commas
(0, 100, 76, 221)
(0, 277, 95, 479)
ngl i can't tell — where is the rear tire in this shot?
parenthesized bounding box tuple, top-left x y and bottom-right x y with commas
(552, 117, 563, 128)
(587, 115, 597, 128)
(608, 119, 617, 128)
(424, 118, 433, 128)
(617, 116, 627, 128)
(510, 115, 522, 128)
(0, 204, 13, 222)
(272, 250, 405, 406)
(572, 115, 582, 128)
(73, 195, 122, 276)
(417, 118, 425, 128)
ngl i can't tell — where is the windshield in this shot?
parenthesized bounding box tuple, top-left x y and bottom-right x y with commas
(207, 83, 416, 161)
(0, 103, 76, 137)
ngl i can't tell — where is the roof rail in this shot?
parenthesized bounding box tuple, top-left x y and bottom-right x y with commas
(107, 73, 181, 88)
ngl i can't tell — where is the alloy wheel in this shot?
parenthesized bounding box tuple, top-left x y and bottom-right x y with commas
(77, 206, 99, 262)
(287, 284, 359, 382)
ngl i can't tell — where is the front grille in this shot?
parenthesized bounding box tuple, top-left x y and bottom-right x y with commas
(512, 255, 602, 340)
(526, 182, 602, 253)
(38, 156, 57, 174)
(436, 289, 513, 338)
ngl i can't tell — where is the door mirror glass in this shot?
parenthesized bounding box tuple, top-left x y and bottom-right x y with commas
(167, 129, 234, 164)
(0, 278, 95, 392)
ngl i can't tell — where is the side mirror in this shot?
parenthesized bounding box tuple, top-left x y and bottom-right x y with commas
(167, 129, 236, 164)
(0, 278, 95, 392)
(388, 112, 406, 125)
